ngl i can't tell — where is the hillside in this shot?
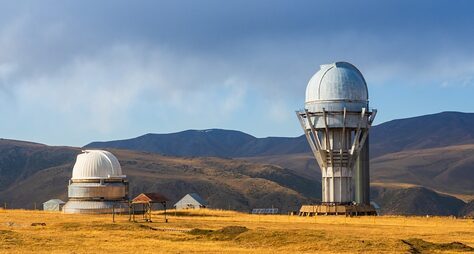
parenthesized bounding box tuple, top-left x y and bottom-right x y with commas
(0, 139, 319, 212)
(459, 200, 474, 217)
(241, 153, 320, 180)
(371, 144, 474, 198)
(85, 112, 474, 159)
(121, 150, 321, 212)
(370, 184, 466, 216)
(0, 139, 79, 192)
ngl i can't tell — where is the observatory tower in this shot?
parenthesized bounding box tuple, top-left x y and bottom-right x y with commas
(63, 150, 129, 214)
(296, 62, 377, 215)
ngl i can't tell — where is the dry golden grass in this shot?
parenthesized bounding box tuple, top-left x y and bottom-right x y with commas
(0, 208, 473, 253)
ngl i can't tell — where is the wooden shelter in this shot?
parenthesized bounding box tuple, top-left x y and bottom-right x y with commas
(130, 193, 169, 222)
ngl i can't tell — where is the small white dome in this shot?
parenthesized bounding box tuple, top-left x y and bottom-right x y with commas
(72, 150, 123, 180)
(305, 62, 368, 112)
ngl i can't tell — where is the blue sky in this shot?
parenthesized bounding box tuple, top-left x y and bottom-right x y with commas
(1, 0, 474, 146)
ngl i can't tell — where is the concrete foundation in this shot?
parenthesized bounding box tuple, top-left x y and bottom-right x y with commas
(63, 178, 129, 214)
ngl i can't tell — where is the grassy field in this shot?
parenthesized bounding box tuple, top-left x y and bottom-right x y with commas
(0, 209, 473, 253)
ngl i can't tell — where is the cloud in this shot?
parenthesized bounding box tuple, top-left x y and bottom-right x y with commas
(8, 43, 254, 132)
(1, 0, 474, 145)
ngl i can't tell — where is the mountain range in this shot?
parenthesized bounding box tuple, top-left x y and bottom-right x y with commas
(88, 129, 309, 158)
(86, 111, 474, 159)
(0, 139, 318, 212)
(1, 111, 473, 216)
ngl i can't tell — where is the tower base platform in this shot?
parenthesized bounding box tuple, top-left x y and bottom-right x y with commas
(299, 203, 377, 216)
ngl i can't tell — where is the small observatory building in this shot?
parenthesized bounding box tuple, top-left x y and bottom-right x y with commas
(62, 150, 129, 214)
(296, 62, 377, 216)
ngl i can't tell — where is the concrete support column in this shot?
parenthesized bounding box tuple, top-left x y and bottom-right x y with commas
(355, 136, 370, 205)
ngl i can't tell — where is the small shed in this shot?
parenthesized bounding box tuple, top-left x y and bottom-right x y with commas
(174, 193, 208, 210)
(43, 199, 65, 211)
(131, 193, 169, 222)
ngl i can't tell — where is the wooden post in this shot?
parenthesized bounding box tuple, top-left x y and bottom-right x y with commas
(148, 203, 152, 222)
(112, 204, 115, 223)
(163, 202, 168, 223)
(146, 204, 149, 222)
(132, 204, 135, 222)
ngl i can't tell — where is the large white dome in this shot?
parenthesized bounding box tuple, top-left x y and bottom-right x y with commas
(305, 62, 368, 112)
(71, 150, 124, 180)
